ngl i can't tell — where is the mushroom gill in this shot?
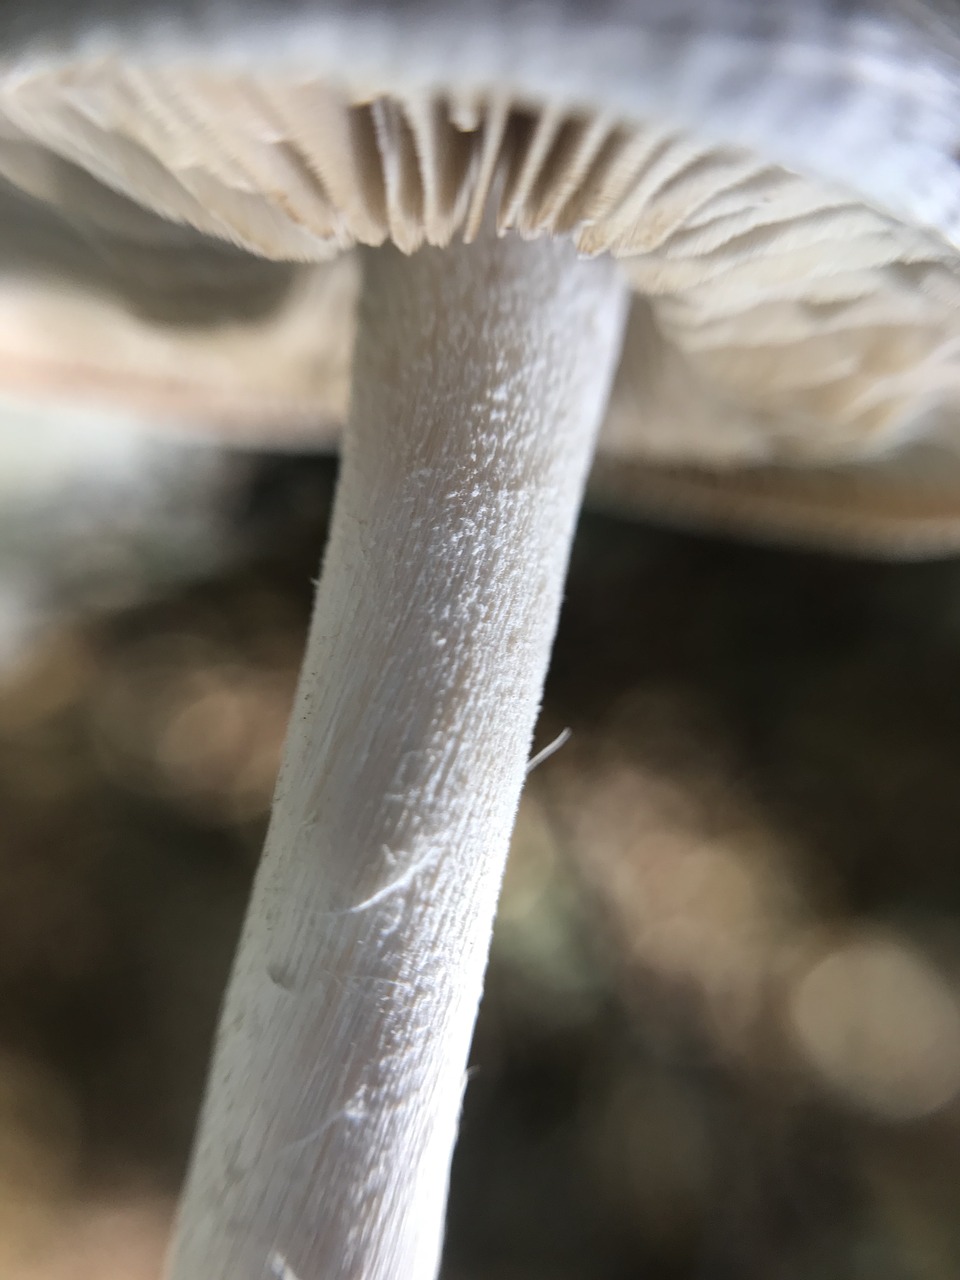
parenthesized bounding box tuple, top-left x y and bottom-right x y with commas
(0, 71, 958, 468)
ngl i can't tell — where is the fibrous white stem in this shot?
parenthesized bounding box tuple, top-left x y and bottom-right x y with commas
(164, 227, 626, 1280)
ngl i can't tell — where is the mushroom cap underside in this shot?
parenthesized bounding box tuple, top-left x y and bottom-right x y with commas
(2, 1, 960, 549)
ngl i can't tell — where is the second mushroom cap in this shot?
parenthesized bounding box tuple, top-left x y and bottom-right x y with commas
(1, 0, 960, 551)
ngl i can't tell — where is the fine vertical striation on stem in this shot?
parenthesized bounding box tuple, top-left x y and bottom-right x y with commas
(164, 226, 627, 1280)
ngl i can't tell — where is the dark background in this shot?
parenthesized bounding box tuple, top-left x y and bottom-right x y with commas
(0, 447, 958, 1279)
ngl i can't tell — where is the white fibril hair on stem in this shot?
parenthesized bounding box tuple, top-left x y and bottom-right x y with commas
(164, 226, 628, 1280)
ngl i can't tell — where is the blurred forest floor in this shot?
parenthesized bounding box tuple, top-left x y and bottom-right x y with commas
(0, 439, 958, 1279)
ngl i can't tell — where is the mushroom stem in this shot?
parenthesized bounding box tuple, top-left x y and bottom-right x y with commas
(165, 227, 627, 1280)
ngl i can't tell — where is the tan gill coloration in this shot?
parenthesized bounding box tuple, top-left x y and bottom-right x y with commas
(0, 70, 958, 471)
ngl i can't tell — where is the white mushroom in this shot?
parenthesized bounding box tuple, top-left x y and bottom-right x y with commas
(1, 3, 960, 1279)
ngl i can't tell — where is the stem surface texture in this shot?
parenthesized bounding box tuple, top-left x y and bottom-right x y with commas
(165, 227, 626, 1280)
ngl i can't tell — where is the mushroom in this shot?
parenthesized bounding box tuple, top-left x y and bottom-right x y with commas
(1, 3, 960, 1278)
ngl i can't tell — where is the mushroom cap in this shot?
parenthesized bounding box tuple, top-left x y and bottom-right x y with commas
(2, 0, 960, 549)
